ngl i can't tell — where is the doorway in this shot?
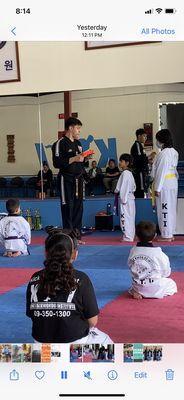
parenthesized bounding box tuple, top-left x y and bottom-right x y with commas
(159, 102, 184, 160)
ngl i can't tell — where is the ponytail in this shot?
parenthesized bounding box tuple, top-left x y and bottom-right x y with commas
(39, 233, 77, 297)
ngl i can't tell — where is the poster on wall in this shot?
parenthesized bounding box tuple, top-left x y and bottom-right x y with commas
(85, 41, 158, 50)
(0, 42, 20, 83)
(144, 123, 153, 148)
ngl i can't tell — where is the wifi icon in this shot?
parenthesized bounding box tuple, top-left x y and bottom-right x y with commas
(155, 8, 163, 13)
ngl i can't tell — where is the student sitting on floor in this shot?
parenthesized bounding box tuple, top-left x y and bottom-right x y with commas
(128, 220, 177, 299)
(26, 230, 113, 343)
(0, 198, 31, 257)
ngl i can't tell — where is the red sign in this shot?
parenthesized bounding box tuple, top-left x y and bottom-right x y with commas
(144, 123, 153, 147)
(58, 112, 78, 119)
(58, 113, 65, 119)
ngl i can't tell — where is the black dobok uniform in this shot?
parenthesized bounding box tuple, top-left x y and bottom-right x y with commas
(26, 269, 99, 343)
(52, 136, 85, 234)
(130, 140, 148, 198)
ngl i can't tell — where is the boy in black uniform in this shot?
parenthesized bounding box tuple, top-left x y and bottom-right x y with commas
(52, 117, 85, 237)
(130, 128, 148, 198)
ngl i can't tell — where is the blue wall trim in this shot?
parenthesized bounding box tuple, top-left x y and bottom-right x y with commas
(0, 198, 157, 228)
(37, 138, 118, 168)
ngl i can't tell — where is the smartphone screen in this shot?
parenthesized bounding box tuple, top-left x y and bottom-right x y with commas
(0, 1, 183, 399)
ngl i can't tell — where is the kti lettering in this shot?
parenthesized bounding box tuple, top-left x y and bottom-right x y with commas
(162, 203, 168, 227)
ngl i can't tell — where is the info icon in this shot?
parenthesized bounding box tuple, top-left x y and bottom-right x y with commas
(107, 370, 118, 380)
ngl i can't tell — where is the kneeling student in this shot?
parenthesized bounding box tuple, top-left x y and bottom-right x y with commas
(0, 198, 31, 257)
(128, 220, 177, 299)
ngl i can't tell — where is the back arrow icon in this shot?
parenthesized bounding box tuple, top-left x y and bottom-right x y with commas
(11, 27, 16, 36)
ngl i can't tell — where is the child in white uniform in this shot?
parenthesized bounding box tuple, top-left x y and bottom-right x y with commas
(153, 129, 178, 241)
(0, 198, 31, 257)
(115, 154, 136, 241)
(128, 221, 177, 299)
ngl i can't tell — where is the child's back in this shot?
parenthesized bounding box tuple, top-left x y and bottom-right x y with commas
(26, 230, 112, 344)
(0, 214, 31, 255)
(128, 244, 177, 298)
(128, 221, 177, 299)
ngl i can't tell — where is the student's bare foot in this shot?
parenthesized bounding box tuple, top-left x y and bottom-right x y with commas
(129, 289, 143, 300)
(120, 237, 133, 242)
(158, 237, 173, 242)
(3, 251, 12, 257)
(11, 251, 21, 257)
(77, 240, 85, 245)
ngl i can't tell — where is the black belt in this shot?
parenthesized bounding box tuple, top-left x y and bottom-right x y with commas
(5, 236, 24, 240)
(5, 236, 19, 240)
(4, 236, 30, 255)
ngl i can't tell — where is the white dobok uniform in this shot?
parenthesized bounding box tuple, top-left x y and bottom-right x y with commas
(115, 170, 136, 241)
(128, 245, 177, 298)
(72, 327, 113, 344)
(152, 148, 178, 238)
(0, 215, 31, 254)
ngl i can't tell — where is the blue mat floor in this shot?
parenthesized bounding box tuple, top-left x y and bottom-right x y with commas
(0, 233, 184, 342)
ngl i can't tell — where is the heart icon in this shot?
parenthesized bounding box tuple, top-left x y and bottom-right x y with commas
(35, 370, 45, 380)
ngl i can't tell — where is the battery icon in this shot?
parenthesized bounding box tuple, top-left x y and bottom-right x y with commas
(165, 8, 177, 13)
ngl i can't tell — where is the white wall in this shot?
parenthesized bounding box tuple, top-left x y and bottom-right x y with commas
(0, 84, 184, 175)
(73, 84, 184, 161)
(1, 42, 184, 95)
(1, 41, 184, 175)
(0, 96, 39, 175)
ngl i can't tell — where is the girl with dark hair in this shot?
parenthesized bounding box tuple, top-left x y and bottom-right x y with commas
(115, 154, 136, 241)
(156, 129, 173, 149)
(26, 232, 112, 343)
(152, 129, 178, 241)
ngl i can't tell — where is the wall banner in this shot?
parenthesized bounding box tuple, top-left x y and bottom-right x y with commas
(0, 41, 20, 83)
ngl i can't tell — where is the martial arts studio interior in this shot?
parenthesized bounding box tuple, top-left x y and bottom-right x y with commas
(1, 41, 184, 343)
